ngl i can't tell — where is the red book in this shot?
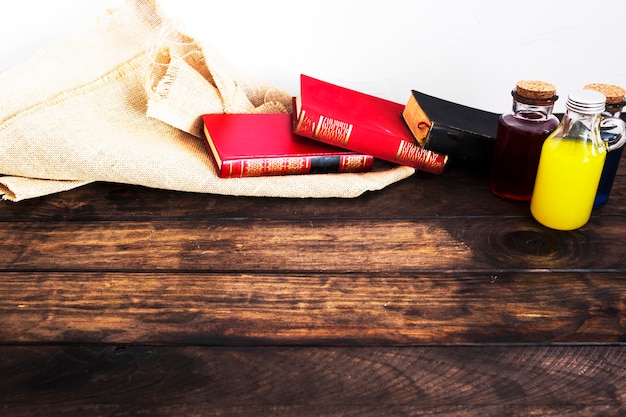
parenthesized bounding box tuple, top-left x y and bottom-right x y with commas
(201, 113, 375, 178)
(293, 74, 448, 175)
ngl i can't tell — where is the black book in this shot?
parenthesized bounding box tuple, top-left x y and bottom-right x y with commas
(403, 90, 500, 173)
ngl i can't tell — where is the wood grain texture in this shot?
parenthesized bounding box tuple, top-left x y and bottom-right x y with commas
(1, 345, 624, 416)
(0, 271, 624, 345)
(0, 159, 625, 416)
(0, 165, 623, 222)
(1, 218, 625, 272)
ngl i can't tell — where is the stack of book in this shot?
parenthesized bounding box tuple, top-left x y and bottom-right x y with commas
(202, 74, 499, 179)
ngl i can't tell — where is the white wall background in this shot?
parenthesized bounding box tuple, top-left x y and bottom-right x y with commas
(1, 0, 625, 114)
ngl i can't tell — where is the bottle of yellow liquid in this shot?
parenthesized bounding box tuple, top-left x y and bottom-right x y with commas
(531, 89, 618, 230)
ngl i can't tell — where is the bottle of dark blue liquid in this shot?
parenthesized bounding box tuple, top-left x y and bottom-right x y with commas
(584, 84, 626, 208)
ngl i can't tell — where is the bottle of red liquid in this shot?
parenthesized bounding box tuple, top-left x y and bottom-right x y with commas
(490, 80, 559, 201)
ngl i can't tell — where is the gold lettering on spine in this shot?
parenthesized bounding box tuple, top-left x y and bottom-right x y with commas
(295, 110, 310, 133)
(396, 140, 445, 171)
(243, 158, 309, 177)
(314, 116, 353, 146)
(342, 155, 367, 171)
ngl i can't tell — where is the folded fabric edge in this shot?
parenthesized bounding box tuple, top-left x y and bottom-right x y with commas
(0, 162, 415, 202)
(0, 177, 92, 202)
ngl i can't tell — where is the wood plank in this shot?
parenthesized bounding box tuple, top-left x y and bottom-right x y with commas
(1, 272, 623, 345)
(1, 218, 624, 272)
(4, 405, 621, 417)
(0, 174, 511, 221)
(1, 345, 624, 416)
(0, 165, 624, 222)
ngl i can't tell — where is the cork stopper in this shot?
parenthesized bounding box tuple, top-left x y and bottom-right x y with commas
(583, 83, 626, 105)
(515, 80, 557, 100)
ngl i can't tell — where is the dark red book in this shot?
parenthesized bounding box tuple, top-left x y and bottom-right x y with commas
(292, 74, 447, 175)
(201, 113, 375, 178)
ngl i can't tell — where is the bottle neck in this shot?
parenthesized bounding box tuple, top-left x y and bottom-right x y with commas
(512, 100, 555, 121)
(510, 90, 557, 122)
(559, 108, 603, 143)
(601, 103, 626, 147)
(603, 102, 625, 118)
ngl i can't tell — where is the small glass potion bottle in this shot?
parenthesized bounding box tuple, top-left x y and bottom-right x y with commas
(583, 83, 626, 208)
(530, 89, 626, 230)
(490, 80, 559, 201)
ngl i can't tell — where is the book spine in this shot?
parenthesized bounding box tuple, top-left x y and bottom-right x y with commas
(294, 109, 447, 175)
(219, 154, 374, 178)
(402, 93, 432, 146)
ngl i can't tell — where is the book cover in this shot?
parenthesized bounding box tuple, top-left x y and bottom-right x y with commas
(292, 74, 447, 175)
(403, 90, 500, 172)
(201, 113, 375, 178)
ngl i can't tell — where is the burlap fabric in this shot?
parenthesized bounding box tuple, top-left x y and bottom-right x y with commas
(0, 0, 414, 202)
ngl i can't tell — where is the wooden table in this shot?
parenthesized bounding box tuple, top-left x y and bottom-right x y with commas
(1, 160, 624, 416)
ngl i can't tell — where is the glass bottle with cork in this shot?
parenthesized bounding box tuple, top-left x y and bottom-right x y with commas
(530, 89, 626, 230)
(583, 83, 626, 208)
(489, 80, 559, 201)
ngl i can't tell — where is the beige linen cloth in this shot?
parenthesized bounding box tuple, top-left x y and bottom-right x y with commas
(0, 0, 414, 202)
